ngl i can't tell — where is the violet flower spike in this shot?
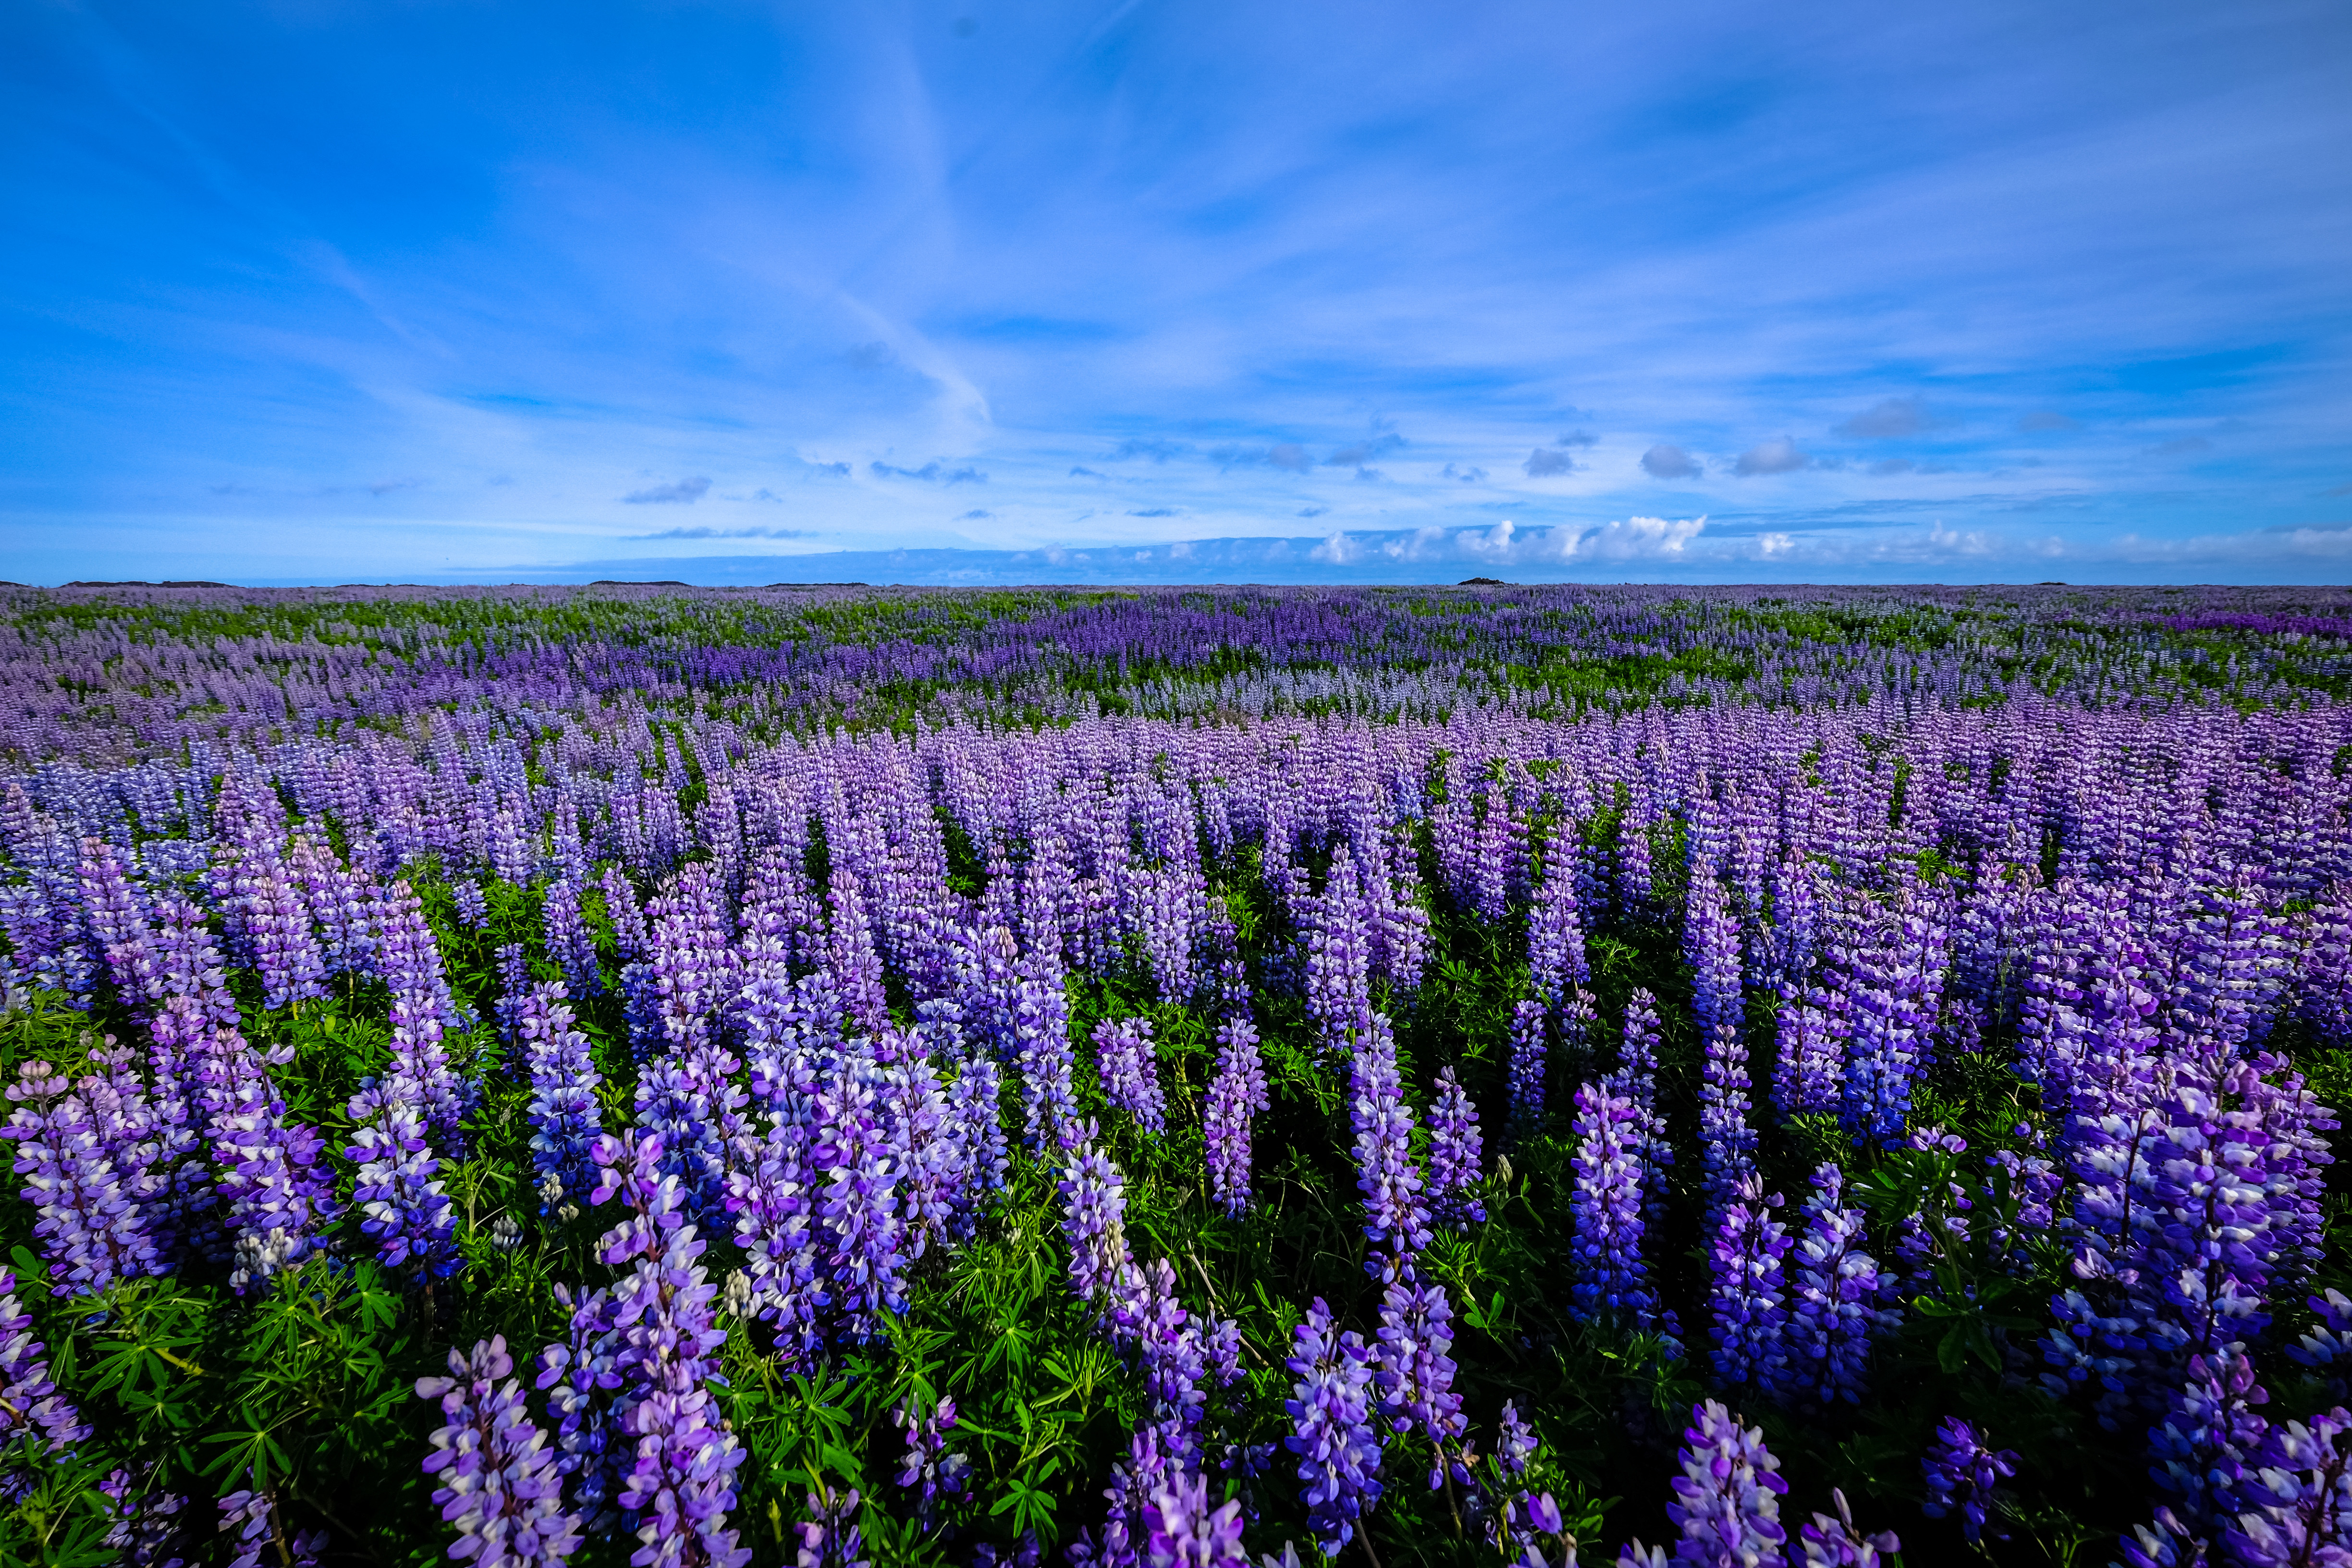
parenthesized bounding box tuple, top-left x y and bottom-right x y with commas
(1918, 1417, 2016, 1544)
(1284, 1296, 1383, 1556)
(415, 1333, 585, 1567)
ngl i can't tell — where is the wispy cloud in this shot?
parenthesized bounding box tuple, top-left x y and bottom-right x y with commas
(624, 525, 808, 539)
(1324, 434, 1406, 468)
(870, 461, 987, 485)
(1835, 396, 1936, 440)
(623, 477, 711, 504)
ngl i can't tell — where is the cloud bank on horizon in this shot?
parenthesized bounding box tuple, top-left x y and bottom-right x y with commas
(2, 0, 2348, 586)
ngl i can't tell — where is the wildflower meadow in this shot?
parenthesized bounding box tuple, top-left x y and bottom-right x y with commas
(0, 580, 2348, 1568)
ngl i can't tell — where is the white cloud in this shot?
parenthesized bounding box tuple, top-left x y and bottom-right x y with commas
(1381, 525, 1449, 560)
(1572, 514, 1706, 560)
(1311, 531, 1360, 564)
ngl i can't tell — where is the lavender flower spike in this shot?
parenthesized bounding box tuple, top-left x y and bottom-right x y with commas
(1665, 1400, 1788, 1568)
(1145, 1469, 1249, 1568)
(1285, 1296, 1383, 1555)
(416, 1334, 585, 1566)
(2, 1265, 92, 1470)
(1919, 1417, 2016, 1544)
(1795, 1490, 1898, 1568)
(1426, 1066, 1485, 1229)
(588, 1132, 751, 1568)
(1095, 1017, 1168, 1136)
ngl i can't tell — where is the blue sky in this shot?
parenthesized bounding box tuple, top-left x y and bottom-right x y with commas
(3, 1, 2348, 586)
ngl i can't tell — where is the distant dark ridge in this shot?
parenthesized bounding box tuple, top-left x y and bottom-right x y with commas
(1459, 576, 1508, 586)
(63, 579, 231, 588)
(767, 581, 870, 588)
(586, 579, 691, 587)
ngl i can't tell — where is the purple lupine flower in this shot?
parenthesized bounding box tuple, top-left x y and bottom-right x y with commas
(217, 1481, 327, 1568)
(1786, 1163, 1894, 1409)
(1087, 1422, 1177, 1568)
(794, 1485, 870, 1568)
(877, 1045, 960, 1262)
(809, 1057, 907, 1344)
(451, 879, 490, 929)
(728, 1116, 824, 1370)
(1684, 863, 1743, 1047)
(1127, 1257, 1215, 1458)
(287, 831, 376, 979)
(1918, 1417, 2016, 1544)
(1349, 1012, 1432, 1280)
(415, 1334, 584, 1566)
(2148, 1343, 2271, 1531)
(78, 836, 158, 1005)
(1372, 1272, 1467, 1488)
(1527, 853, 1590, 1008)
(1144, 1469, 1249, 1568)
(1507, 999, 1548, 1132)
(1094, 1017, 1167, 1136)
(1697, 1017, 1758, 1223)
(4, 1059, 160, 1295)
(1840, 889, 1948, 1147)
(244, 851, 329, 1013)
(1793, 1491, 1898, 1568)
(2222, 1407, 2352, 1566)
(1608, 991, 1674, 1230)
(601, 867, 651, 963)
(1061, 1130, 1137, 1321)
(1012, 947, 1079, 1150)
(1568, 1080, 1659, 1332)
(1707, 1177, 1790, 1396)
(536, 1282, 624, 1527)
(2288, 1290, 2352, 1403)
(1498, 1402, 1537, 1478)
(515, 980, 603, 1218)
(1305, 853, 1378, 1056)
(1205, 1017, 1267, 1217)
(587, 1132, 752, 1568)
(204, 1022, 340, 1292)
(2046, 1047, 2321, 1434)
(893, 1393, 970, 1534)
(2117, 1507, 2209, 1568)
(1664, 1400, 1788, 1568)
(947, 1049, 1009, 1228)
(1426, 1066, 1485, 1228)
(1, 1265, 91, 1474)
(541, 878, 601, 998)
(631, 1048, 744, 1239)
(1285, 1297, 1383, 1556)
(99, 1464, 189, 1567)
(346, 1076, 460, 1283)
(376, 879, 466, 1148)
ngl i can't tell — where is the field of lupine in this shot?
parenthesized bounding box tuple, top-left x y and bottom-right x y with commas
(0, 580, 2349, 1568)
